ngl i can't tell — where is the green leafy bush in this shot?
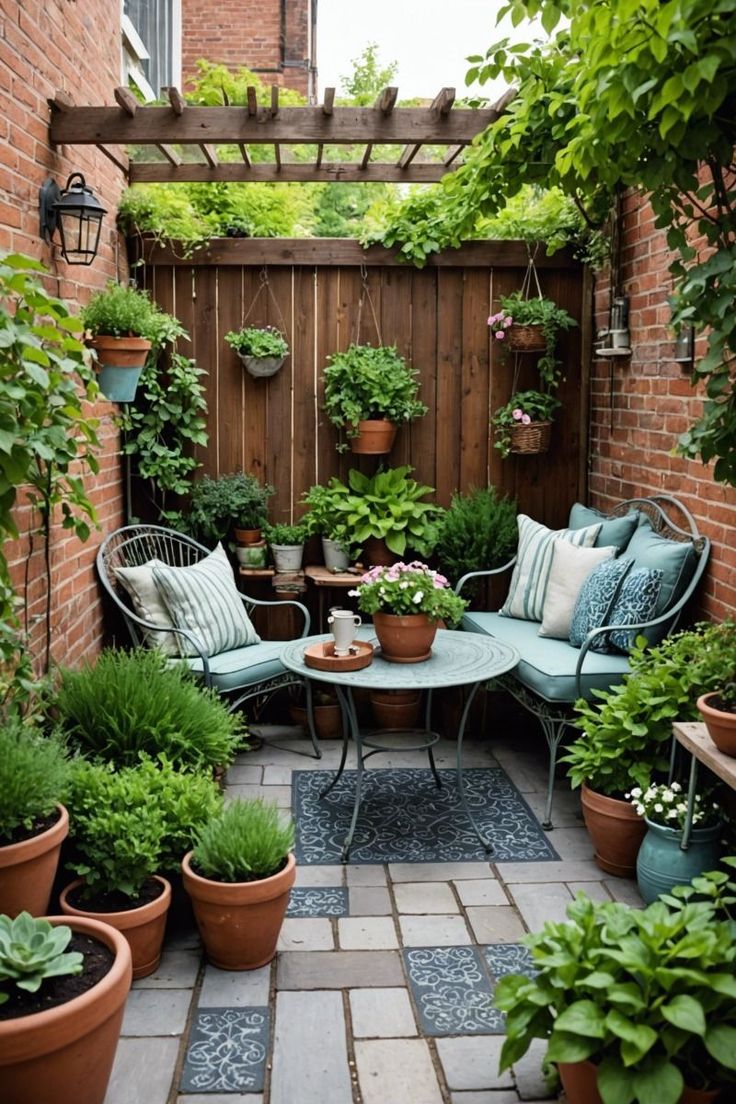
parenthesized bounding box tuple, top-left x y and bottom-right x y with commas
(489, 293, 577, 388)
(326, 466, 444, 558)
(300, 481, 350, 546)
(434, 486, 517, 587)
(0, 722, 70, 841)
(0, 914, 82, 1004)
(225, 326, 289, 358)
(184, 471, 275, 543)
(192, 798, 294, 882)
(323, 344, 427, 448)
(53, 648, 244, 772)
(266, 523, 305, 545)
(491, 390, 561, 458)
(81, 282, 176, 342)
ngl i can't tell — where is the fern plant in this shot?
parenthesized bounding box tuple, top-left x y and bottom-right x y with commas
(192, 799, 294, 882)
(434, 487, 518, 587)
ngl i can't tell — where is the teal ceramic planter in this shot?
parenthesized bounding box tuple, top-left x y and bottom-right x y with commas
(97, 364, 144, 403)
(636, 817, 722, 904)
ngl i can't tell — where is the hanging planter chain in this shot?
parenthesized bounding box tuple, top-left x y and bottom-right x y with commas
(237, 267, 290, 378)
(241, 266, 290, 339)
(352, 263, 384, 347)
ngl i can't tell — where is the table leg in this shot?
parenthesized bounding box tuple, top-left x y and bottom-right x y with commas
(425, 690, 441, 789)
(319, 685, 350, 798)
(667, 734, 678, 785)
(456, 682, 493, 854)
(334, 686, 364, 863)
(681, 753, 699, 851)
(304, 678, 322, 760)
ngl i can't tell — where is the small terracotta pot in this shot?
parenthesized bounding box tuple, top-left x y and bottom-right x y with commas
(363, 537, 399, 567)
(60, 875, 171, 980)
(697, 693, 736, 757)
(373, 612, 438, 664)
(290, 702, 343, 740)
(0, 915, 132, 1104)
(234, 527, 262, 545)
(182, 851, 296, 970)
(87, 334, 152, 369)
(558, 1061, 721, 1104)
(350, 418, 397, 455)
(581, 784, 646, 877)
(371, 689, 422, 730)
(0, 804, 69, 918)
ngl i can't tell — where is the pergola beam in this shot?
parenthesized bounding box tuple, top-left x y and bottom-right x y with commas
(167, 87, 186, 115)
(375, 87, 398, 115)
(322, 87, 335, 115)
(129, 162, 451, 184)
(114, 86, 138, 116)
(157, 143, 181, 166)
(200, 143, 218, 168)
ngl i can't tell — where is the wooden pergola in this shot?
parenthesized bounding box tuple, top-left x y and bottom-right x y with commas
(49, 85, 513, 185)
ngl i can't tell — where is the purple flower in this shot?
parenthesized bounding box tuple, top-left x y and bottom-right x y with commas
(495, 331, 505, 341)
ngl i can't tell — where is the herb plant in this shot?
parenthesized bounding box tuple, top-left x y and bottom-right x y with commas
(489, 293, 577, 388)
(350, 562, 467, 626)
(301, 481, 350, 547)
(434, 486, 517, 586)
(266, 523, 305, 546)
(326, 466, 444, 558)
(628, 781, 722, 832)
(183, 471, 275, 543)
(225, 326, 289, 358)
(192, 798, 294, 882)
(323, 344, 427, 448)
(0, 722, 70, 842)
(81, 282, 175, 342)
(0, 914, 83, 1005)
(491, 390, 561, 458)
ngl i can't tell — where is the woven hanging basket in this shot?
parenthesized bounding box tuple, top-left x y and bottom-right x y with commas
(507, 324, 546, 352)
(509, 420, 552, 455)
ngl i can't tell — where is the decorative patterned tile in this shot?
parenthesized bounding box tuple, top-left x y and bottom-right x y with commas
(482, 942, 537, 981)
(293, 768, 559, 865)
(180, 1007, 269, 1094)
(402, 946, 504, 1036)
(287, 886, 348, 918)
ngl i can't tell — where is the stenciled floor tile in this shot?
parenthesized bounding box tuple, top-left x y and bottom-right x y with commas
(402, 946, 504, 1035)
(482, 942, 537, 981)
(286, 886, 348, 918)
(180, 1007, 269, 1094)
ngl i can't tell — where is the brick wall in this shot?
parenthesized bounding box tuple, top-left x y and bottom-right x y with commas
(182, 0, 315, 98)
(590, 188, 736, 621)
(0, 0, 129, 670)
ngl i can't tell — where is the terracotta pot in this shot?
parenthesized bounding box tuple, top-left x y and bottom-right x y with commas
(87, 335, 152, 369)
(558, 1061, 720, 1104)
(0, 804, 69, 918)
(290, 702, 343, 740)
(698, 693, 736, 757)
(60, 875, 171, 980)
(0, 914, 132, 1104)
(371, 689, 422, 730)
(182, 851, 296, 970)
(234, 527, 262, 545)
(581, 784, 646, 877)
(350, 418, 397, 455)
(363, 537, 399, 567)
(373, 612, 438, 664)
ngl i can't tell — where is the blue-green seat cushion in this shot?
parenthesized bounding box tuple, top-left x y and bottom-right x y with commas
(624, 517, 697, 639)
(607, 567, 664, 654)
(569, 557, 634, 648)
(181, 641, 286, 692)
(568, 503, 640, 552)
(462, 611, 630, 701)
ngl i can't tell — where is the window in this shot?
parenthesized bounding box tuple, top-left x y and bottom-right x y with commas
(123, 0, 181, 100)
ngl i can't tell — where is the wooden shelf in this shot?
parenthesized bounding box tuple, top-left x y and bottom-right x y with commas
(238, 567, 275, 577)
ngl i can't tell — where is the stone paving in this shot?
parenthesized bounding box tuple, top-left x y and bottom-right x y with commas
(103, 724, 643, 1104)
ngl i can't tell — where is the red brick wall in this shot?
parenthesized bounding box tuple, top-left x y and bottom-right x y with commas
(0, 0, 129, 670)
(590, 188, 736, 621)
(182, 0, 315, 98)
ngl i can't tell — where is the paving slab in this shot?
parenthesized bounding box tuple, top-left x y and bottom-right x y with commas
(287, 886, 348, 917)
(451, 1093, 525, 1103)
(164, 925, 201, 951)
(345, 863, 387, 886)
(524, 788, 582, 828)
(132, 949, 200, 989)
(199, 963, 270, 1007)
(295, 864, 346, 887)
(225, 764, 263, 784)
(510, 883, 573, 931)
(399, 913, 472, 947)
(514, 1037, 551, 1100)
(349, 885, 392, 915)
(393, 881, 459, 914)
(454, 879, 508, 907)
(390, 861, 493, 882)
(226, 783, 292, 807)
(567, 881, 613, 902)
(278, 917, 335, 951)
(403, 946, 502, 1036)
(604, 878, 645, 907)
(105, 1037, 179, 1104)
(355, 1038, 444, 1104)
(262, 764, 293, 785)
(180, 1007, 269, 1093)
(495, 860, 604, 883)
(270, 990, 353, 1104)
(436, 1036, 514, 1091)
(177, 1097, 262, 1103)
(490, 750, 549, 793)
(543, 827, 594, 861)
(338, 916, 399, 950)
(121, 988, 192, 1036)
(349, 987, 417, 1037)
(465, 905, 527, 943)
(276, 950, 404, 989)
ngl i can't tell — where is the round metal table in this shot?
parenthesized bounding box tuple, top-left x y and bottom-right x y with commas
(281, 628, 520, 861)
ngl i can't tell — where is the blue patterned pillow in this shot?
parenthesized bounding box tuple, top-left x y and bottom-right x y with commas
(569, 557, 633, 648)
(607, 567, 664, 654)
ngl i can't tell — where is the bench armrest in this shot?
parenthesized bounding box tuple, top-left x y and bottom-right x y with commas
(115, 608, 213, 684)
(454, 556, 517, 597)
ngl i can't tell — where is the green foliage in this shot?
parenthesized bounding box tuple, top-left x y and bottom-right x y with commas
(323, 344, 427, 449)
(339, 42, 398, 105)
(567, 623, 736, 797)
(353, 562, 467, 626)
(491, 292, 577, 387)
(495, 892, 736, 1100)
(0, 914, 82, 1005)
(53, 647, 244, 772)
(300, 480, 351, 546)
(192, 797, 294, 882)
(662, 857, 736, 923)
(434, 486, 518, 586)
(491, 390, 561, 459)
(326, 466, 444, 558)
(0, 722, 70, 840)
(265, 523, 305, 546)
(183, 471, 275, 542)
(80, 282, 173, 342)
(225, 326, 289, 358)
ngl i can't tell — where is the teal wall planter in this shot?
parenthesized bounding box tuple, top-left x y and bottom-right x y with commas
(97, 364, 144, 403)
(636, 817, 722, 904)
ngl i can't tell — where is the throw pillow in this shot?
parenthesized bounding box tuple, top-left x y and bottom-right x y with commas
(606, 567, 664, 654)
(624, 516, 697, 637)
(568, 502, 640, 552)
(569, 557, 634, 648)
(538, 541, 618, 639)
(115, 560, 180, 656)
(152, 543, 261, 657)
(500, 514, 602, 622)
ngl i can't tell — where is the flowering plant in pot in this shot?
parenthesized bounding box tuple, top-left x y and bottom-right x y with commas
(488, 293, 577, 387)
(628, 782, 723, 904)
(491, 390, 561, 458)
(0, 912, 132, 1104)
(225, 325, 289, 378)
(697, 681, 736, 758)
(349, 561, 467, 663)
(495, 892, 736, 1104)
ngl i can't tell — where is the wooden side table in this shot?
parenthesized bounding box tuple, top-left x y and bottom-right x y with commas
(304, 564, 364, 629)
(671, 722, 736, 848)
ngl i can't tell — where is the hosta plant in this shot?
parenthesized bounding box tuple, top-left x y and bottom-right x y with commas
(0, 913, 83, 1004)
(326, 466, 444, 559)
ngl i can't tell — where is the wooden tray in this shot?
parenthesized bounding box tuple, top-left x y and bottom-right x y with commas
(304, 639, 374, 671)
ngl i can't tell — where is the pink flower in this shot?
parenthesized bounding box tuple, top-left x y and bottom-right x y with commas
(495, 331, 505, 341)
(504, 316, 513, 327)
(521, 413, 531, 425)
(512, 408, 523, 420)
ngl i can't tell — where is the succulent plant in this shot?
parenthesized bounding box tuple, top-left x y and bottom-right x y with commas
(0, 912, 83, 1004)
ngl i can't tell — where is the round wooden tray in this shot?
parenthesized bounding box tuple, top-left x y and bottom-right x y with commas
(304, 639, 374, 671)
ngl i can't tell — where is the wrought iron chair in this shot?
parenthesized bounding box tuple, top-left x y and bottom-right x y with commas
(96, 524, 321, 758)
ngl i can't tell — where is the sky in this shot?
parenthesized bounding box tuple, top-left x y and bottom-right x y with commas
(316, 0, 538, 101)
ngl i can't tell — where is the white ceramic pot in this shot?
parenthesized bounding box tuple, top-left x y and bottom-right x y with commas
(322, 537, 349, 572)
(272, 544, 304, 572)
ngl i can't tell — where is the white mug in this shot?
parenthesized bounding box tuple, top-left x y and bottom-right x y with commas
(328, 608, 362, 656)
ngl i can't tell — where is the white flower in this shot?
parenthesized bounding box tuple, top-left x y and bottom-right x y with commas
(634, 803, 645, 816)
(379, 586, 386, 595)
(644, 787, 656, 801)
(399, 581, 409, 589)
(671, 781, 682, 792)
(412, 590, 423, 604)
(667, 809, 678, 819)
(630, 787, 642, 799)
(676, 803, 687, 814)
(662, 790, 674, 803)
(654, 803, 664, 813)
(347, 589, 359, 597)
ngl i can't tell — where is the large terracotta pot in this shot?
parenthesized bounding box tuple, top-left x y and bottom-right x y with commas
(88, 336, 152, 402)
(182, 851, 296, 970)
(697, 693, 736, 757)
(350, 418, 397, 454)
(558, 1061, 720, 1104)
(0, 804, 69, 918)
(363, 537, 399, 567)
(0, 915, 132, 1104)
(60, 875, 171, 980)
(373, 612, 438, 664)
(580, 784, 646, 877)
(371, 689, 422, 730)
(290, 702, 343, 740)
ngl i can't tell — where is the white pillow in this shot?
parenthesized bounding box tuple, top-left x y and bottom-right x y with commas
(538, 541, 618, 639)
(115, 559, 180, 656)
(152, 543, 261, 657)
(500, 515, 603, 622)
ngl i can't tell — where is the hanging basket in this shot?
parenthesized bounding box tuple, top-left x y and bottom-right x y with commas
(239, 353, 286, 379)
(509, 420, 552, 455)
(507, 324, 546, 352)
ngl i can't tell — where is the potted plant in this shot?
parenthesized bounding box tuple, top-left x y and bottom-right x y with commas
(266, 523, 306, 572)
(495, 892, 736, 1104)
(225, 325, 289, 378)
(434, 486, 518, 591)
(182, 797, 295, 970)
(349, 561, 467, 663)
(698, 682, 736, 757)
(0, 722, 70, 918)
(629, 782, 723, 904)
(0, 912, 132, 1104)
(323, 343, 427, 454)
(183, 471, 275, 550)
(370, 689, 422, 730)
(488, 293, 577, 387)
(491, 390, 561, 458)
(301, 481, 352, 572)
(289, 686, 343, 740)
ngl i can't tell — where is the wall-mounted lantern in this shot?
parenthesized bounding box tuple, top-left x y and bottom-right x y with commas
(39, 173, 106, 265)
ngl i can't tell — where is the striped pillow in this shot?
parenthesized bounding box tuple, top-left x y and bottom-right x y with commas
(152, 543, 261, 657)
(500, 514, 603, 622)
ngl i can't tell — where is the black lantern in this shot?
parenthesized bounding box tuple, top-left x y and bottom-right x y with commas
(39, 173, 106, 265)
